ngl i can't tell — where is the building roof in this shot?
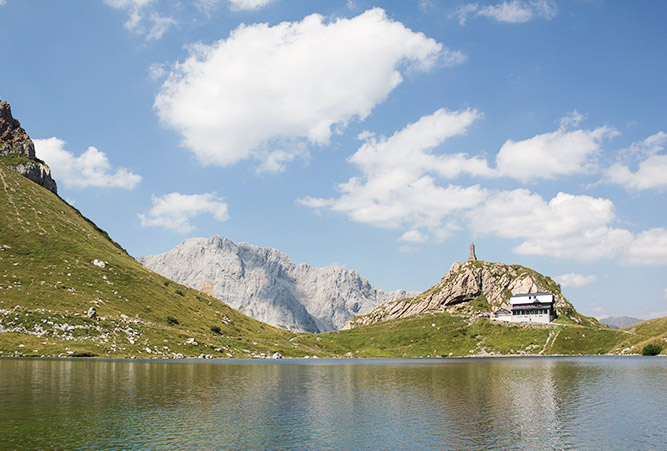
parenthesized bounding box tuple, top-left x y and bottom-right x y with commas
(510, 292, 552, 298)
(509, 292, 554, 305)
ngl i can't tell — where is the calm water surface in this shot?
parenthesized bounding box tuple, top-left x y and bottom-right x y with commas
(0, 356, 665, 450)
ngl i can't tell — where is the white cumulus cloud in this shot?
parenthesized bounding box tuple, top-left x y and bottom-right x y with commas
(605, 131, 667, 191)
(228, 0, 274, 11)
(470, 189, 634, 261)
(495, 117, 618, 181)
(454, 0, 557, 25)
(154, 8, 457, 170)
(624, 228, 667, 265)
(104, 0, 176, 40)
(138, 192, 229, 233)
(400, 230, 429, 243)
(299, 108, 488, 238)
(34, 137, 141, 189)
(553, 273, 598, 288)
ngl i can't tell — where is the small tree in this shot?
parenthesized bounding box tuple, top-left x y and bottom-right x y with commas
(642, 344, 662, 356)
(210, 325, 221, 334)
(166, 316, 179, 326)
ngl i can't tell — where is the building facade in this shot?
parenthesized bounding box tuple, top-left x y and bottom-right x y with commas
(495, 292, 556, 324)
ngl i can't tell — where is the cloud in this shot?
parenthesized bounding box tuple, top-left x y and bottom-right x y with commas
(400, 230, 429, 243)
(299, 108, 666, 264)
(154, 8, 456, 170)
(138, 192, 229, 233)
(624, 228, 667, 265)
(470, 189, 634, 261)
(553, 273, 598, 288)
(104, 0, 176, 40)
(299, 108, 488, 238)
(454, 0, 557, 25)
(228, 0, 275, 11)
(495, 116, 618, 181)
(605, 131, 667, 191)
(34, 137, 141, 189)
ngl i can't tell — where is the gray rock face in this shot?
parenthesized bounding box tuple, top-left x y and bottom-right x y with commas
(139, 236, 416, 332)
(343, 260, 576, 329)
(12, 160, 58, 193)
(0, 100, 35, 158)
(0, 100, 57, 194)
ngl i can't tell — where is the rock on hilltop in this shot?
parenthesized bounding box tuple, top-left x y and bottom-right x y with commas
(0, 100, 57, 193)
(343, 259, 588, 329)
(139, 236, 417, 332)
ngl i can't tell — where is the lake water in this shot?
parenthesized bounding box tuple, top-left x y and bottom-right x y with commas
(1, 357, 665, 450)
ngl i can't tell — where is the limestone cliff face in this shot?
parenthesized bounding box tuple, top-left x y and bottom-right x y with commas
(0, 100, 57, 194)
(342, 260, 577, 329)
(138, 236, 417, 332)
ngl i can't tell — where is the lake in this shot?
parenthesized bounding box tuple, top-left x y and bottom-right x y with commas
(0, 356, 665, 449)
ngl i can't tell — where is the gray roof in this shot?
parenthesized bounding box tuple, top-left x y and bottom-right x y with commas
(510, 292, 552, 298)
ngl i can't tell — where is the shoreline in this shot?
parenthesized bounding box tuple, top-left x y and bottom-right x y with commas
(1, 353, 659, 362)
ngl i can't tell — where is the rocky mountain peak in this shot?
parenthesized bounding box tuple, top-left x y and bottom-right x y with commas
(139, 236, 417, 332)
(0, 100, 36, 158)
(0, 100, 57, 194)
(343, 259, 578, 329)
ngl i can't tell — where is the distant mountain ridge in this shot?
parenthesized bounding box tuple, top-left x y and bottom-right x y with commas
(139, 236, 417, 332)
(599, 316, 644, 330)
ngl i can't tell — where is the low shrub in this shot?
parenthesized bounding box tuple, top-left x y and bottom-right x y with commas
(175, 289, 185, 297)
(166, 316, 179, 326)
(642, 344, 662, 356)
(210, 325, 221, 334)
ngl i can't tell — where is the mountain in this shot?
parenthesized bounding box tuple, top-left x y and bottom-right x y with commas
(139, 236, 417, 333)
(598, 316, 644, 329)
(0, 100, 57, 193)
(343, 258, 596, 329)
(0, 149, 324, 359)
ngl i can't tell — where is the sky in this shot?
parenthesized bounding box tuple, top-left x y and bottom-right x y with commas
(1, 0, 666, 320)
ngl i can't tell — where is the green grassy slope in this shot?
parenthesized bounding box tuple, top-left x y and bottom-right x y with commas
(0, 159, 327, 358)
(2, 157, 664, 359)
(294, 312, 637, 357)
(614, 317, 667, 355)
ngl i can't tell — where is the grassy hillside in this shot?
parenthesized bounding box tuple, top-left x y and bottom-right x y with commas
(1, 157, 664, 359)
(0, 159, 325, 358)
(293, 312, 638, 358)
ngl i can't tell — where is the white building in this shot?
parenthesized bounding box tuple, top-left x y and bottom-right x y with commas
(495, 292, 556, 324)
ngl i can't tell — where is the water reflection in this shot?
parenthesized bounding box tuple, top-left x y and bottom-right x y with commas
(0, 357, 665, 449)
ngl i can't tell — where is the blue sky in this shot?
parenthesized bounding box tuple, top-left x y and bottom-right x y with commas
(1, 0, 666, 319)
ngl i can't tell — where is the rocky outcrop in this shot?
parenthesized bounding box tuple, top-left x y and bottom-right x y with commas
(0, 100, 57, 194)
(138, 236, 417, 333)
(342, 260, 577, 329)
(200, 282, 216, 298)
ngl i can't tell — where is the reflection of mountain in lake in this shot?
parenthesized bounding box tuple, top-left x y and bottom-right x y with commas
(3, 358, 665, 449)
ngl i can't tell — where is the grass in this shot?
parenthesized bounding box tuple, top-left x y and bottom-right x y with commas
(0, 159, 327, 359)
(1, 158, 665, 359)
